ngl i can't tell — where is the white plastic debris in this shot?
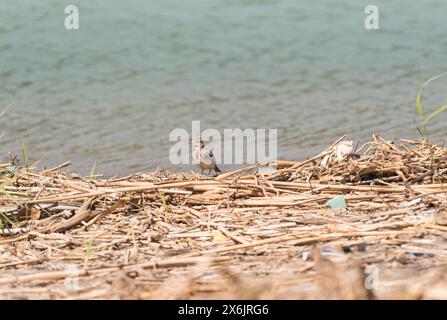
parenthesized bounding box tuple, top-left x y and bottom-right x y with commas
(335, 141, 353, 161)
(320, 140, 353, 167)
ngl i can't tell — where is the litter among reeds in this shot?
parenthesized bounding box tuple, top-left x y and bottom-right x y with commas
(1, 134, 447, 299)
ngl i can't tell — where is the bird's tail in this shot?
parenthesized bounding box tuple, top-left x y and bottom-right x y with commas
(214, 165, 222, 173)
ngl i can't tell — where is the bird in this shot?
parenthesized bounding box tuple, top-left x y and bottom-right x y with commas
(191, 137, 221, 176)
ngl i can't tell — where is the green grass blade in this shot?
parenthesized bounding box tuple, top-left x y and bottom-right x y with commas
(416, 72, 447, 120)
(21, 140, 29, 172)
(416, 93, 423, 119)
(89, 161, 96, 181)
(424, 103, 447, 125)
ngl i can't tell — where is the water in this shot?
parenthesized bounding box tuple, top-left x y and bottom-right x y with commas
(1, 0, 447, 176)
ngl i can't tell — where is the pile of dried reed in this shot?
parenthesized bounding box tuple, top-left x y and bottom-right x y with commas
(1, 135, 447, 299)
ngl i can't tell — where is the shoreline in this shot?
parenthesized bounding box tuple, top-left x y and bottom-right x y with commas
(1, 136, 447, 299)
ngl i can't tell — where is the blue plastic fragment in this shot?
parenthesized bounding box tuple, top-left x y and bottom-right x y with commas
(325, 195, 347, 209)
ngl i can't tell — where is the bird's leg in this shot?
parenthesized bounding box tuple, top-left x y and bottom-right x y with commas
(208, 169, 211, 175)
(201, 169, 204, 175)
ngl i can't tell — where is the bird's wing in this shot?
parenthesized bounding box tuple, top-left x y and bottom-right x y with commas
(207, 148, 218, 165)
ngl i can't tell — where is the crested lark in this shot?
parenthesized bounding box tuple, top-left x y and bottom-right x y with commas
(191, 137, 221, 175)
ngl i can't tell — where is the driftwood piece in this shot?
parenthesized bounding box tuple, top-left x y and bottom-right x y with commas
(39, 197, 95, 233)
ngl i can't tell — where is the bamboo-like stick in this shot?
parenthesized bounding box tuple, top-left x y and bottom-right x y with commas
(0, 256, 230, 286)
